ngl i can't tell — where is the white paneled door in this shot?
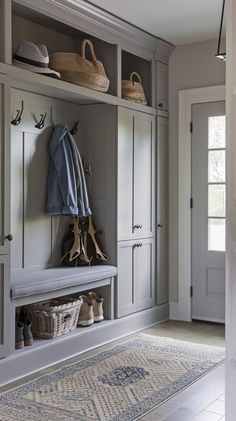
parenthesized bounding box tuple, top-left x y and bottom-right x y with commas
(191, 101, 226, 322)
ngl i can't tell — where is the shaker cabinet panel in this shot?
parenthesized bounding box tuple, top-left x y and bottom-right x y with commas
(116, 238, 155, 318)
(157, 116, 169, 304)
(0, 254, 10, 359)
(117, 108, 155, 241)
(134, 112, 155, 239)
(117, 240, 135, 317)
(135, 238, 155, 311)
(156, 61, 168, 111)
(117, 109, 134, 241)
(0, 75, 10, 255)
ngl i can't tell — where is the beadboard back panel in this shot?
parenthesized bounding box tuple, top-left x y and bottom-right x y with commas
(11, 90, 82, 271)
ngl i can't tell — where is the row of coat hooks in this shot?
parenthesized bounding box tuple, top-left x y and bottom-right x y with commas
(11, 100, 80, 134)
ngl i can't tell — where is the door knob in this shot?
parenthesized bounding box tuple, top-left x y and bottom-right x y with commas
(6, 234, 13, 241)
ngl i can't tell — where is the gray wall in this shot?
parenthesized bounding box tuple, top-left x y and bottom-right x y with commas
(168, 39, 225, 303)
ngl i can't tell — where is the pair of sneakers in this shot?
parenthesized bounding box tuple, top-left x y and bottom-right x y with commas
(15, 308, 33, 349)
(78, 292, 104, 327)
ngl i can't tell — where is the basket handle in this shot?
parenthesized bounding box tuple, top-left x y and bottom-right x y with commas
(81, 39, 97, 62)
(130, 72, 142, 84)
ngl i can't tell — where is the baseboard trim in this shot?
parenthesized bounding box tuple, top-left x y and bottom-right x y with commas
(192, 315, 225, 324)
(170, 302, 180, 320)
(0, 303, 169, 387)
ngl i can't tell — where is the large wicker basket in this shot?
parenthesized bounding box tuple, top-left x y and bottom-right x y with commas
(50, 39, 110, 92)
(28, 297, 82, 339)
(122, 72, 147, 105)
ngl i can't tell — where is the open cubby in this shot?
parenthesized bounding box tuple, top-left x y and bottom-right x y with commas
(12, 2, 118, 96)
(122, 50, 152, 106)
(14, 282, 113, 354)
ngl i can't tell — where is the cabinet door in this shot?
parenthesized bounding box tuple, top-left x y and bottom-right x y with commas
(135, 238, 155, 311)
(117, 108, 134, 241)
(0, 254, 10, 358)
(0, 75, 10, 255)
(133, 111, 155, 239)
(156, 61, 168, 111)
(157, 117, 169, 304)
(117, 238, 155, 317)
(116, 240, 136, 317)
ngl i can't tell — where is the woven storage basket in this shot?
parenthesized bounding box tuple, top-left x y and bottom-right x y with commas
(28, 297, 82, 339)
(50, 39, 110, 92)
(122, 72, 147, 105)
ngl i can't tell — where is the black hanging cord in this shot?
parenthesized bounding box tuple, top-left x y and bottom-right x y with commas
(216, 0, 226, 60)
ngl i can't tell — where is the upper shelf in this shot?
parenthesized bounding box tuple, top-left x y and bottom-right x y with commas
(0, 63, 157, 114)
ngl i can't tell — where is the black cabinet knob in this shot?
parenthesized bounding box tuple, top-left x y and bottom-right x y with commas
(158, 102, 163, 108)
(157, 224, 163, 228)
(6, 234, 13, 241)
(134, 243, 143, 248)
(133, 224, 143, 229)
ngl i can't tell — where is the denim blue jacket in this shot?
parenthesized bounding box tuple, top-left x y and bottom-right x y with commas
(46, 124, 91, 217)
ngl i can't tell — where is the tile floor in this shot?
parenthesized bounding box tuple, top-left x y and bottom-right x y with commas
(0, 320, 225, 420)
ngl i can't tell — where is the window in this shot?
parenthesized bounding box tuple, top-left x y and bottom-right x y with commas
(208, 116, 226, 251)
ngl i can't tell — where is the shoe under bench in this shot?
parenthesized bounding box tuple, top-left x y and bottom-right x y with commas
(0, 265, 167, 386)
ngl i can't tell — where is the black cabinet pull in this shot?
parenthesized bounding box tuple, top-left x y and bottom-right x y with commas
(6, 234, 13, 241)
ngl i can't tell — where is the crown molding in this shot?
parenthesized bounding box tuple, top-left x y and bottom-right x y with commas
(15, 0, 174, 60)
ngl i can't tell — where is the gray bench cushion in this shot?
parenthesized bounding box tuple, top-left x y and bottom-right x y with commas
(11, 265, 117, 298)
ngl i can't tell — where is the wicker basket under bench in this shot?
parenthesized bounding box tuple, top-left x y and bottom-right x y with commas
(28, 297, 82, 339)
(11, 266, 117, 326)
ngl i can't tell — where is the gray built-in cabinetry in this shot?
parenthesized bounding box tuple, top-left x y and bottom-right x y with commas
(0, 75, 11, 359)
(117, 108, 155, 317)
(0, 0, 174, 383)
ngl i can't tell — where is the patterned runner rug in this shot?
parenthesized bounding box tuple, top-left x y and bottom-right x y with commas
(0, 334, 225, 421)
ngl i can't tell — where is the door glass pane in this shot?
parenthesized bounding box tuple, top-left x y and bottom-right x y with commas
(208, 150, 225, 182)
(208, 184, 226, 217)
(208, 218, 225, 251)
(208, 116, 226, 148)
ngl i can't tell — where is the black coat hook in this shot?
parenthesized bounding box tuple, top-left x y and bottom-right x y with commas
(35, 113, 47, 129)
(11, 100, 24, 126)
(70, 120, 79, 135)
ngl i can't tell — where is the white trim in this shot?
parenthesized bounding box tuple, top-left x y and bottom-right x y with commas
(178, 85, 226, 322)
(192, 315, 225, 324)
(169, 302, 180, 320)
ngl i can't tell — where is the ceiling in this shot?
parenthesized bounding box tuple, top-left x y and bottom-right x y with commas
(87, 0, 224, 46)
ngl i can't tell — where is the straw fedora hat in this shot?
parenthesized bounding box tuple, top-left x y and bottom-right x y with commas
(13, 41, 60, 79)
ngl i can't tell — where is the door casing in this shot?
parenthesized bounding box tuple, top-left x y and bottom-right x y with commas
(175, 85, 226, 322)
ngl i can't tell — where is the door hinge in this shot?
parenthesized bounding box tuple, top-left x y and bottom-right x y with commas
(190, 198, 193, 209)
(190, 122, 193, 133)
(190, 286, 193, 297)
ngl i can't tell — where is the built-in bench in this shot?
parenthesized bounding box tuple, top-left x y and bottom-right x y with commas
(11, 265, 117, 319)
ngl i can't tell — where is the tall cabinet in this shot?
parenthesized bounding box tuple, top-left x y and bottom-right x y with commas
(117, 108, 155, 317)
(157, 116, 169, 305)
